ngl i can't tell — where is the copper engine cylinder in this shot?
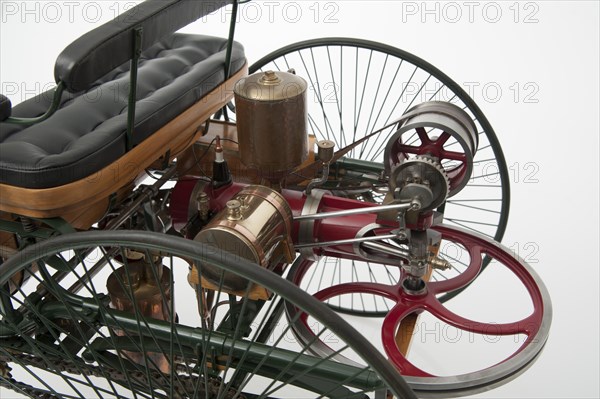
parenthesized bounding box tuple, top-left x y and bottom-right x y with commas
(107, 255, 173, 373)
(234, 70, 308, 184)
(191, 185, 295, 296)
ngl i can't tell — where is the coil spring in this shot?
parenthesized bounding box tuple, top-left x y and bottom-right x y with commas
(19, 216, 37, 233)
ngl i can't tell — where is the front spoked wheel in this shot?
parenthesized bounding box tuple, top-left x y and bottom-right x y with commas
(286, 225, 551, 398)
(251, 38, 510, 307)
(0, 231, 415, 399)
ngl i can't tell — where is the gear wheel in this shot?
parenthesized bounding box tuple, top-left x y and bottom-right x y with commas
(389, 156, 450, 211)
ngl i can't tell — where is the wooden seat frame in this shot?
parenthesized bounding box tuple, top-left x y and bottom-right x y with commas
(0, 65, 247, 229)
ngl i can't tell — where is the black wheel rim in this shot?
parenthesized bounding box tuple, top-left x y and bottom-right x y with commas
(0, 230, 415, 399)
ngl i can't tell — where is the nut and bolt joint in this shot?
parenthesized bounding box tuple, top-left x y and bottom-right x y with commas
(430, 256, 452, 271)
(198, 192, 210, 221)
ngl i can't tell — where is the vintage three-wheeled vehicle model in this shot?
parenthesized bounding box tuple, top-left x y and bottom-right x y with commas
(0, 1, 551, 397)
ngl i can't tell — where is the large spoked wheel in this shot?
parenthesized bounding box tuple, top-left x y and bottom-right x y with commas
(0, 231, 415, 399)
(286, 225, 551, 398)
(251, 38, 510, 306)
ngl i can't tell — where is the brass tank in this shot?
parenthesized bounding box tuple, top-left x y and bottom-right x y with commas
(191, 185, 295, 297)
(107, 253, 173, 373)
(234, 70, 308, 186)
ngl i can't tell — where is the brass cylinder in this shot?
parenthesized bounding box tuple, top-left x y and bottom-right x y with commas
(193, 185, 295, 292)
(234, 70, 308, 183)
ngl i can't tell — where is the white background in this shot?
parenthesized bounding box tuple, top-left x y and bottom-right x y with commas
(1, 1, 599, 398)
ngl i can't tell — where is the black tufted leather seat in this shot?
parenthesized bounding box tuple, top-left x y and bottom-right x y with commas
(0, 34, 244, 189)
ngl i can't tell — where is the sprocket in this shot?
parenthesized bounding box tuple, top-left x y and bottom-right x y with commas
(389, 156, 450, 211)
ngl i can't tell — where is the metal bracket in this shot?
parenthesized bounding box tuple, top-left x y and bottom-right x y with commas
(4, 82, 65, 126)
(126, 26, 144, 151)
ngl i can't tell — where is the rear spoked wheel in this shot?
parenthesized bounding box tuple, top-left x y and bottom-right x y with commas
(251, 38, 510, 307)
(0, 231, 415, 398)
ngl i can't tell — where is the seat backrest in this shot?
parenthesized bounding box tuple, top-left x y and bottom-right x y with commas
(54, 0, 232, 93)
